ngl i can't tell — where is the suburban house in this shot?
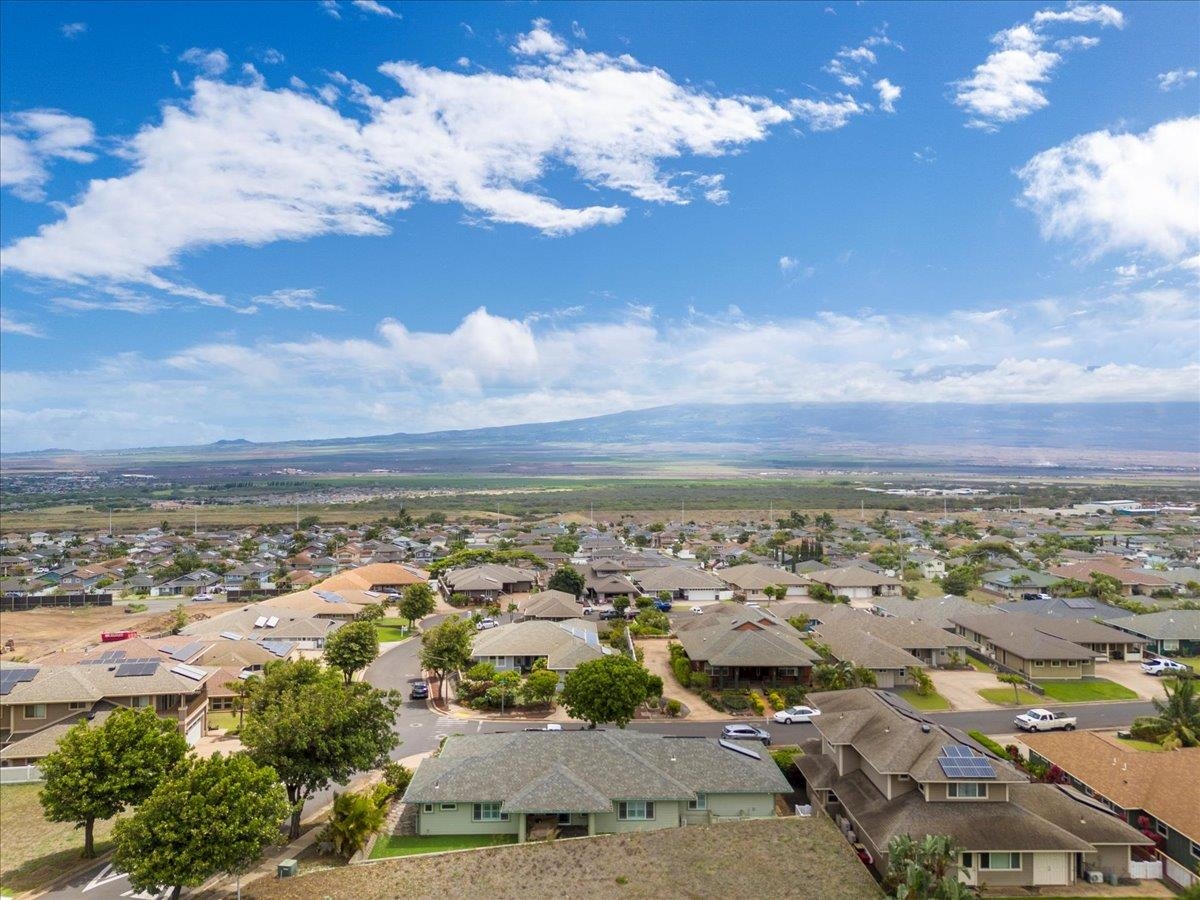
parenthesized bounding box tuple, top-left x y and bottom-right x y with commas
(258, 587, 370, 620)
(518, 590, 585, 621)
(318, 562, 430, 593)
(998, 595, 1134, 620)
(470, 620, 611, 674)
(807, 566, 903, 605)
(402, 729, 790, 841)
(1023, 731, 1199, 887)
(811, 606, 975, 668)
(910, 551, 947, 581)
(1047, 561, 1174, 597)
(990, 611, 1147, 661)
(582, 563, 639, 602)
(674, 608, 820, 687)
(795, 689, 1154, 889)
(178, 605, 343, 649)
(628, 567, 733, 602)
(808, 619, 926, 689)
(715, 564, 811, 600)
(0, 654, 213, 758)
(442, 564, 537, 602)
(871, 594, 999, 631)
(1103, 610, 1200, 658)
(949, 613, 1098, 679)
(981, 569, 1059, 597)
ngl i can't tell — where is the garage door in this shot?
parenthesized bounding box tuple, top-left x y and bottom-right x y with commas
(185, 715, 204, 746)
(1033, 853, 1070, 886)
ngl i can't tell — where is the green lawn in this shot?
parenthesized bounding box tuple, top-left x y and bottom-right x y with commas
(1115, 737, 1167, 752)
(369, 833, 517, 859)
(1036, 679, 1137, 703)
(978, 687, 1041, 707)
(966, 656, 993, 673)
(0, 784, 120, 894)
(1166, 656, 1199, 673)
(375, 620, 411, 642)
(207, 710, 241, 732)
(896, 688, 952, 711)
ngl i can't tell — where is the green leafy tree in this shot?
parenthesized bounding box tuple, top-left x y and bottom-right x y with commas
(883, 834, 971, 900)
(40, 707, 188, 858)
(326, 788, 387, 859)
(813, 660, 876, 691)
(909, 667, 934, 697)
(38, 710, 187, 854)
(1144, 672, 1199, 748)
(419, 615, 476, 691)
(634, 609, 669, 633)
(224, 675, 259, 732)
(560, 655, 651, 728)
(171, 603, 188, 634)
(113, 752, 290, 899)
(613, 595, 631, 614)
(399, 582, 437, 627)
(324, 620, 380, 684)
(489, 670, 522, 714)
(997, 673, 1026, 704)
(940, 565, 981, 596)
(357, 602, 386, 622)
(552, 535, 581, 554)
(523, 668, 560, 706)
(241, 660, 401, 838)
(547, 565, 586, 598)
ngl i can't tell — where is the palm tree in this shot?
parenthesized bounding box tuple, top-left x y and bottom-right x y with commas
(1145, 673, 1199, 748)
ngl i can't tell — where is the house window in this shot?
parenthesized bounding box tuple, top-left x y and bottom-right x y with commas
(1051, 660, 1061, 667)
(423, 804, 435, 814)
(1155, 821, 1168, 837)
(472, 803, 508, 822)
(132, 696, 151, 708)
(617, 801, 655, 821)
(68, 701, 88, 711)
(897, 774, 910, 781)
(23, 704, 46, 720)
(777, 667, 798, 677)
(979, 852, 1020, 871)
(440, 803, 457, 811)
(961, 853, 973, 869)
(557, 813, 572, 825)
(947, 783, 987, 799)
(688, 794, 707, 810)
(1190, 842, 1200, 860)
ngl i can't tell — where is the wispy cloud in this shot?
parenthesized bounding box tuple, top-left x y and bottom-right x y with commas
(0, 313, 46, 337)
(351, 0, 400, 20)
(179, 47, 230, 76)
(0, 110, 95, 201)
(247, 288, 343, 312)
(60, 22, 87, 39)
(1157, 68, 1198, 91)
(874, 78, 901, 113)
(320, 0, 342, 20)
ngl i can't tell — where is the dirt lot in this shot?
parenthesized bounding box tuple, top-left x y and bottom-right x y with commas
(0, 601, 247, 661)
(247, 816, 881, 900)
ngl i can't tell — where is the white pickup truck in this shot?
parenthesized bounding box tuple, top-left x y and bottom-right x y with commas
(1014, 709, 1077, 732)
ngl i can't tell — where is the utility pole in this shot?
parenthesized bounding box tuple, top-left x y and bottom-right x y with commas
(860, 500, 865, 521)
(108, 507, 113, 537)
(295, 500, 299, 531)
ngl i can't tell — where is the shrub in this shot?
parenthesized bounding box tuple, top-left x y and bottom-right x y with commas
(780, 685, 807, 705)
(644, 674, 664, 699)
(748, 691, 766, 715)
(721, 690, 751, 711)
(698, 689, 722, 711)
(690, 671, 711, 691)
(635, 596, 653, 609)
(968, 729, 1008, 759)
(665, 698, 682, 717)
(770, 746, 803, 776)
(767, 691, 786, 711)
(382, 761, 413, 796)
(671, 656, 692, 688)
(448, 592, 473, 608)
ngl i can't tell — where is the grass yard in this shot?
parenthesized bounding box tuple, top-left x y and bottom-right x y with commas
(896, 688, 952, 711)
(978, 687, 1042, 707)
(1036, 679, 1138, 703)
(369, 833, 517, 859)
(375, 619, 412, 642)
(0, 783, 120, 895)
(1166, 656, 1200, 673)
(250, 816, 882, 900)
(966, 656, 993, 673)
(207, 710, 241, 732)
(1115, 737, 1167, 752)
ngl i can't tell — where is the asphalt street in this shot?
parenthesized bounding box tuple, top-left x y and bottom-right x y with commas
(46, 631, 1156, 899)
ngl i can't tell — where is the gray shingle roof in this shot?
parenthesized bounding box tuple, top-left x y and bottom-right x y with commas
(404, 730, 790, 810)
(949, 613, 1096, 661)
(470, 620, 609, 670)
(675, 611, 820, 668)
(628, 567, 729, 592)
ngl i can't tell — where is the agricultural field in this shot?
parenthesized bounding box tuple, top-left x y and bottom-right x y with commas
(247, 816, 882, 900)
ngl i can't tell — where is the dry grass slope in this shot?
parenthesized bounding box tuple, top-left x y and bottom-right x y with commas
(247, 816, 881, 900)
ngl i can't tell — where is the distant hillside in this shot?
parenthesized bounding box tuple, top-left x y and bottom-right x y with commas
(5, 402, 1198, 474)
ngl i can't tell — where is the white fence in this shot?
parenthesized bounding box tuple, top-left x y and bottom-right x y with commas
(1129, 859, 1162, 880)
(1164, 855, 1199, 889)
(0, 764, 43, 784)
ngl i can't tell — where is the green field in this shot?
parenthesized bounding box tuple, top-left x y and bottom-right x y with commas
(369, 833, 517, 859)
(1036, 679, 1138, 702)
(0, 784, 120, 894)
(895, 688, 952, 711)
(978, 687, 1042, 706)
(375, 619, 411, 642)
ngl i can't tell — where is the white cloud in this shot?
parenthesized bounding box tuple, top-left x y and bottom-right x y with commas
(320, 0, 342, 19)
(179, 47, 230, 76)
(60, 22, 87, 39)
(48, 292, 165, 315)
(571, 21, 587, 40)
(456, 57, 470, 69)
(512, 19, 568, 57)
(873, 78, 901, 113)
(1158, 68, 1198, 91)
(0, 313, 45, 337)
(352, 0, 400, 19)
(953, 4, 1123, 130)
(261, 48, 286, 65)
(247, 288, 343, 312)
(789, 95, 865, 131)
(0, 110, 96, 201)
(778, 256, 798, 273)
(2, 24, 796, 291)
(3, 293, 1196, 451)
(1018, 117, 1200, 262)
(913, 146, 936, 163)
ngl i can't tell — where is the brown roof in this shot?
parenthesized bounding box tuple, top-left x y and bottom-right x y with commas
(1048, 561, 1172, 587)
(1023, 731, 1200, 840)
(318, 563, 429, 591)
(949, 613, 1096, 662)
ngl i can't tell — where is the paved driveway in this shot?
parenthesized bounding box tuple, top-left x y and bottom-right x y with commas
(928, 668, 1012, 711)
(1094, 660, 1166, 701)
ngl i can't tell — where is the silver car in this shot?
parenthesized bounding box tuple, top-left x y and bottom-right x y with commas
(721, 724, 772, 745)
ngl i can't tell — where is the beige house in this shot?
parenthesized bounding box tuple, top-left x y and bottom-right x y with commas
(812, 605, 975, 668)
(470, 619, 610, 673)
(795, 689, 1152, 889)
(318, 562, 430, 593)
(403, 730, 789, 842)
(716, 564, 811, 600)
(949, 613, 1097, 679)
(808, 566, 903, 605)
(517, 590, 583, 621)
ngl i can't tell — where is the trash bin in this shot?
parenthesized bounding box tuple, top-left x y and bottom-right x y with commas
(277, 859, 299, 878)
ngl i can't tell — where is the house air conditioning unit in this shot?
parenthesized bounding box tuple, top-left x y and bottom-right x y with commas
(1086, 871, 1104, 884)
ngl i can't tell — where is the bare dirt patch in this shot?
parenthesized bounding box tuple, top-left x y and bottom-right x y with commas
(247, 816, 881, 900)
(1, 602, 247, 661)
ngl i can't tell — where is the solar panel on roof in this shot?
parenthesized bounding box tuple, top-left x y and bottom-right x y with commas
(265, 616, 279, 628)
(315, 590, 345, 603)
(171, 663, 206, 681)
(0, 667, 39, 696)
(941, 744, 973, 758)
(220, 631, 242, 641)
(937, 755, 997, 779)
(254, 616, 268, 628)
(169, 641, 203, 662)
(1064, 598, 1096, 610)
(718, 739, 762, 760)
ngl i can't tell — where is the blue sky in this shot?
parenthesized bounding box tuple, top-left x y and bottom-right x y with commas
(1, 0, 1197, 451)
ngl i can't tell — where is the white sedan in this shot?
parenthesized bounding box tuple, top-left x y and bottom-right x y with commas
(773, 705, 821, 724)
(690, 605, 704, 614)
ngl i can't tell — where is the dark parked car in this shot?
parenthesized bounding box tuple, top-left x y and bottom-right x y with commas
(410, 681, 430, 700)
(599, 608, 623, 621)
(653, 599, 673, 612)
